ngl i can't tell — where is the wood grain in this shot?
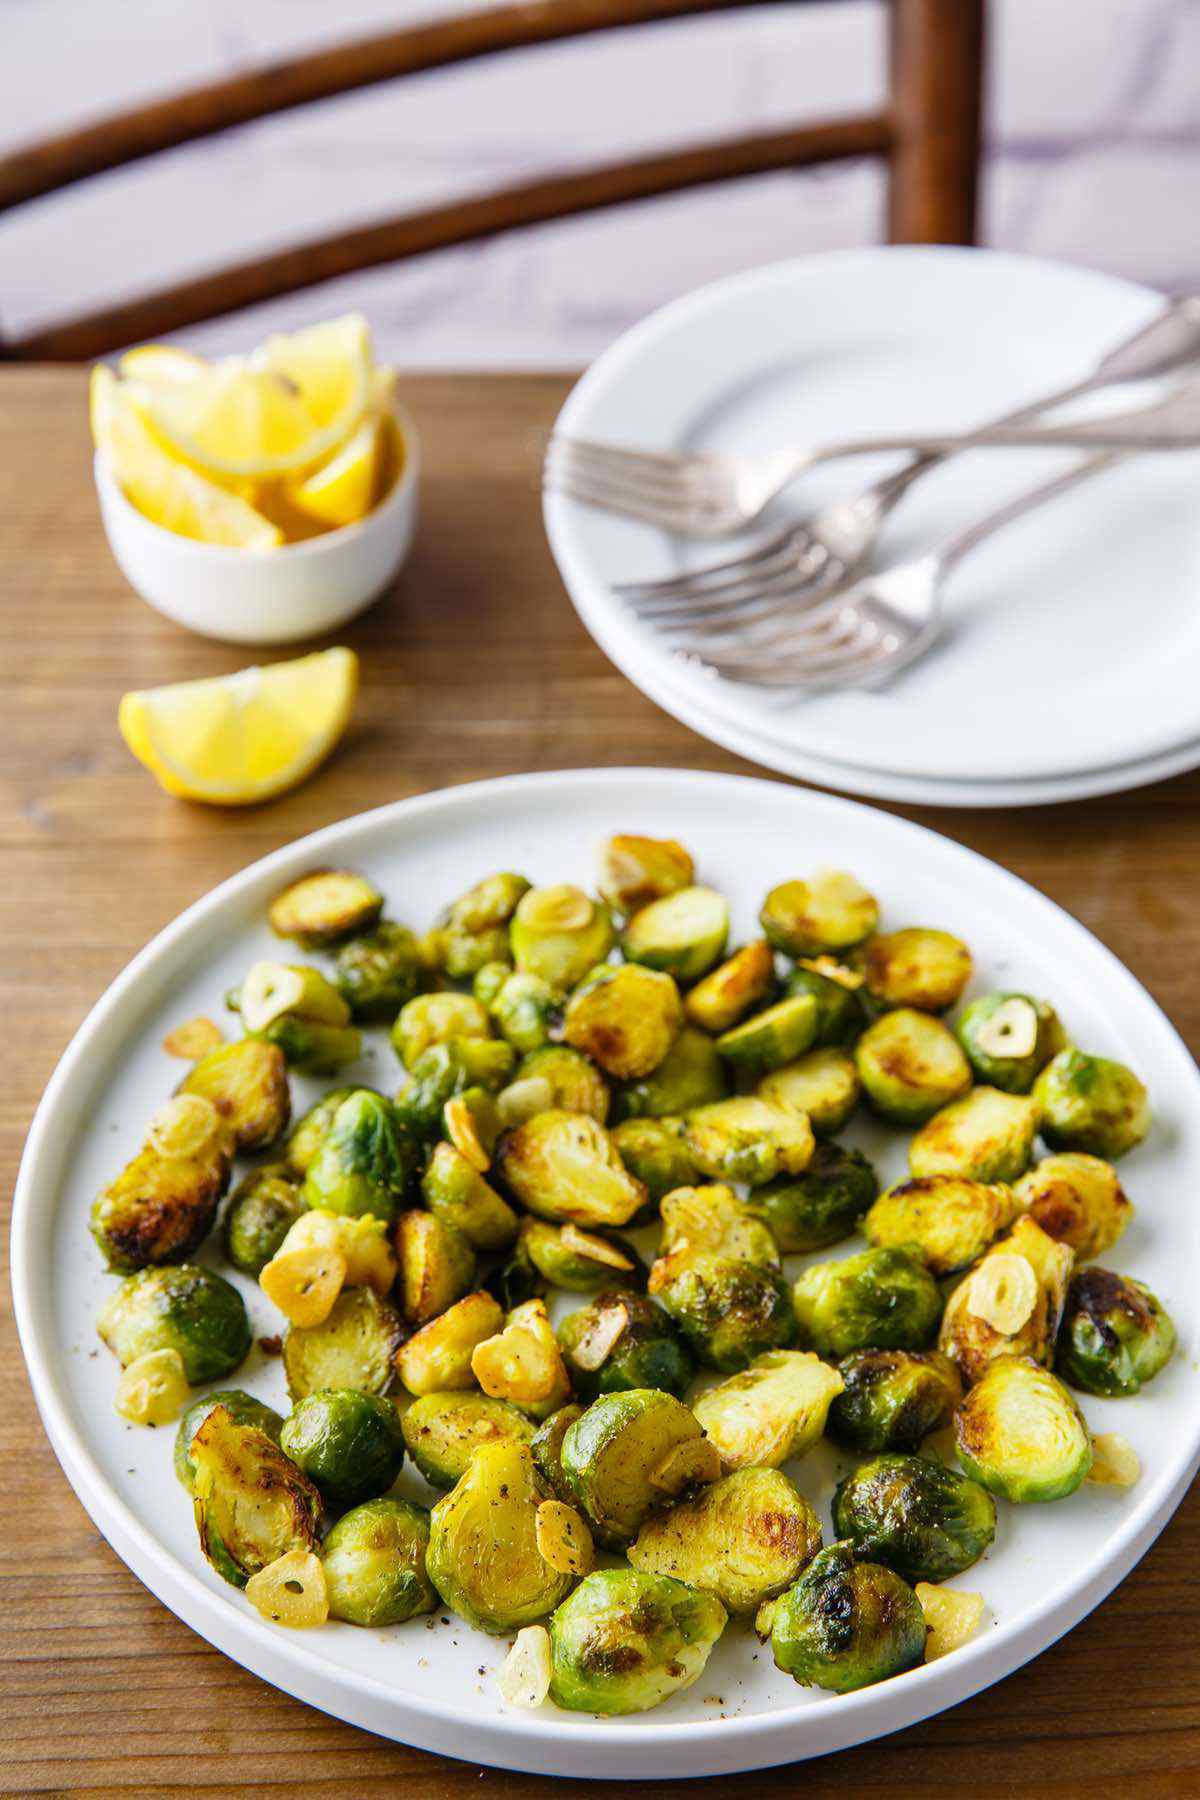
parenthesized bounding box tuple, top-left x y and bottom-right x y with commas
(3, 368, 1200, 1797)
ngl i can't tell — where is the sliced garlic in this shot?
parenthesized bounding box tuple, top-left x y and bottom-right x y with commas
(498, 1626, 552, 1709)
(1087, 1432, 1140, 1488)
(570, 1301, 630, 1372)
(444, 1096, 491, 1172)
(798, 955, 864, 991)
(916, 1584, 985, 1660)
(559, 1223, 634, 1270)
(535, 1500, 595, 1576)
(471, 1300, 566, 1405)
(245, 1550, 328, 1629)
(974, 997, 1039, 1059)
(260, 1244, 347, 1327)
(240, 960, 306, 1032)
(966, 1253, 1038, 1334)
(115, 1348, 189, 1426)
(649, 1436, 722, 1495)
(162, 1015, 224, 1059)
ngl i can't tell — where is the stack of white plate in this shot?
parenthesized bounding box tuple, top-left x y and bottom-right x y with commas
(545, 249, 1200, 807)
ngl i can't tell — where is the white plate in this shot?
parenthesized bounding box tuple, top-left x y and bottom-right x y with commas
(13, 769, 1200, 1779)
(544, 249, 1200, 795)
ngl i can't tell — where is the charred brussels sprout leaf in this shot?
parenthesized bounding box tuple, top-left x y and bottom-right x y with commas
(322, 1496, 437, 1626)
(401, 1391, 534, 1489)
(692, 1350, 844, 1470)
(716, 993, 820, 1074)
(767, 1540, 925, 1694)
(860, 928, 972, 1014)
(793, 1247, 942, 1358)
(509, 885, 615, 994)
(563, 963, 683, 1080)
(394, 1039, 515, 1139)
(1032, 1049, 1151, 1161)
(630, 1468, 821, 1613)
(610, 1117, 699, 1202)
(392, 991, 492, 1072)
(652, 1252, 797, 1372)
(496, 1110, 646, 1228)
(282, 1285, 403, 1401)
(98, 1264, 251, 1383)
(190, 1404, 322, 1588)
(760, 870, 878, 957)
(939, 1215, 1073, 1385)
(681, 1096, 814, 1188)
(560, 1389, 716, 1546)
(744, 1142, 878, 1254)
(279, 1389, 406, 1504)
(954, 1357, 1092, 1503)
(175, 1390, 284, 1494)
(832, 1453, 996, 1583)
(956, 992, 1067, 1093)
(611, 1028, 727, 1123)
(303, 1090, 416, 1222)
(622, 885, 729, 983)
(684, 940, 776, 1034)
(91, 1098, 232, 1272)
(1013, 1153, 1132, 1261)
(596, 835, 695, 918)
(421, 1141, 519, 1252)
(548, 1568, 726, 1715)
(827, 1350, 962, 1453)
(282, 1085, 364, 1175)
(223, 1165, 305, 1275)
(783, 964, 866, 1048)
(909, 1087, 1039, 1183)
(179, 1038, 290, 1154)
(335, 922, 424, 1021)
(268, 869, 383, 947)
(757, 1046, 861, 1137)
(855, 1009, 972, 1126)
(865, 1176, 1018, 1277)
(1056, 1267, 1176, 1397)
(426, 1440, 576, 1633)
(557, 1290, 695, 1402)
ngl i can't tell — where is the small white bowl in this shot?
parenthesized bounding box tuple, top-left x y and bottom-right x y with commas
(94, 403, 420, 646)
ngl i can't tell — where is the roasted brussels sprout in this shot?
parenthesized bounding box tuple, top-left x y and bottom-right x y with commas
(395, 1039, 515, 1140)
(827, 1350, 962, 1453)
(743, 1142, 878, 1254)
(470, 1297, 572, 1420)
(190, 1403, 322, 1588)
(282, 1286, 403, 1401)
(178, 1038, 290, 1154)
(684, 940, 776, 1034)
(832, 1453, 996, 1583)
(610, 1027, 727, 1123)
(692, 1350, 844, 1470)
(654, 1182, 780, 1276)
(1056, 1267, 1176, 1397)
(596, 834, 694, 917)
(548, 1568, 726, 1715)
(909, 1087, 1039, 1183)
(235, 960, 361, 1073)
(402, 1390, 535, 1488)
(783, 962, 866, 1047)
(395, 1290, 504, 1395)
(760, 870, 878, 957)
(681, 1096, 814, 1187)
(484, 970, 560, 1054)
(446, 871, 531, 934)
(421, 1141, 518, 1252)
(495, 1110, 646, 1228)
(395, 1209, 476, 1325)
(321, 1497, 437, 1626)
(334, 921, 424, 1021)
(282, 1085, 363, 1174)
(855, 1009, 972, 1126)
(716, 993, 819, 1074)
(630, 1468, 821, 1613)
(793, 1247, 942, 1358)
(1032, 1049, 1151, 1161)
(557, 1290, 694, 1402)
(518, 1044, 611, 1122)
(956, 992, 1067, 1092)
(426, 1440, 578, 1632)
(1013, 1153, 1132, 1260)
(939, 1215, 1073, 1384)
(757, 1046, 861, 1137)
(561, 1389, 718, 1545)
(563, 963, 683, 1080)
(519, 1217, 643, 1292)
(531, 1404, 585, 1500)
(955, 1356, 1092, 1503)
(223, 1164, 305, 1275)
(268, 869, 383, 947)
(271, 1208, 397, 1300)
(652, 1253, 797, 1372)
(860, 928, 972, 1014)
(98, 1264, 251, 1383)
(431, 872, 530, 978)
(91, 1095, 233, 1271)
(303, 1090, 416, 1222)
(393, 992, 494, 1073)
(510, 884, 615, 993)
(622, 885, 729, 983)
(280, 1389, 406, 1505)
(610, 1117, 699, 1201)
(174, 1390, 284, 1493)
(865, 1176, 1018, 1277)
(766, 1540, 925, 1694)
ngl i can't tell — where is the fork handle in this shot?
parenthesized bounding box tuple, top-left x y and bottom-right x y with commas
(934, 452, 1123, 579)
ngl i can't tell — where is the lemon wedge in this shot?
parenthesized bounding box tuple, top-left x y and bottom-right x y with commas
(118, 344, 208, 384)
(138, 358, 334, 483)
(118, 647, 358, 804)
(262, 313, 371, 435)
(91, 366, 282, 550)
(288, 413, 381, 528)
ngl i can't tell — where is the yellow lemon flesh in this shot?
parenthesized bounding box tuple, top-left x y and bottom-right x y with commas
(262, 313, 372, 435)
(118, 344, 208, 384)
(288, 413, 381, 528)
(118, 647, 358, 805)
(138, 361, 332, 484)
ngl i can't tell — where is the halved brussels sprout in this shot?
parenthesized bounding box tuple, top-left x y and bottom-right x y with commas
(865, 1176, 1019, 1277)
(426, 1440, 577, 1632)
(652, 1253, 797, 1372)
(684, 940, 776, 1034)
(743, 1143, 878, 1254)
(909, 1087, 1039, 1183)
(692, 1349, 844, 1469)
(793, 1247, 942, 1358)
(956, 992, 1067, 1092)
(654, 1183, 780, 1276)
(681, 1096, 814, 1187)
(860, 928, 972, 1014)
(1056, 1267, 1176, 1397)
(395, 1209, 476, 1325)
(395, 1040, 515, 1140)
(557, 1290, 695, 1402)
(252, 1015, 363, 1075)
(321, 1496, 437, 1626)
(1032, 1049, 1151, 1161)
(531, 1404, 585, 1501)
(563, 964, 683, 1080)
(190, 1404, 322, 1588)
(1013, 1153, 1132, 1261)
(280, 1389, 406, 1505)
(223, 1164, 305, 1275)
(561, 1389, 717, 1546)
(630, 1468, 821, 1613)
(760, 870, 878, 957)
(282, 1285, 403, 1401)
(235, 962, 360, 1073)
(758, 1047, 861, 1138)
(174, 1389, 284, 1493)
(519, 1217, 643, 1292)
(395, 1290, 505, 1395)
(274, 1208, 396, 1298)
(783, 963, 866, 1047)
(282, 1085, 364, 1175)
(510, 884, 615, 993)
(334, 921, 424, 1021)
(98, 1264, 251, 1383)
(715, 993, 819, 1074)
(303, 1090, 416, 1223)
(832, 1453, 996, 1583)
(402, 1390, 535, 1488)
(827, 1350, 962, 1453)
(518, 1044, 611, 1122)
(470, 1297, 572, 1420)
(766, 1540, 925, 1693)
(178, 1039, 290, 1154)
(596, 835, 695, 918)
(549, 1567, 726, 1715)
(91, 1098, 233, 1271)
(392, 991, 492, 1071)
(610, 1028, 727, 1123)
(622, 885, 730, 983)
(610, 1118, 699, 1201)
(495, 1110, 646, 1227)
(421, 1141, 519, 1252)
(954, 1356, 1092, 1503)
(433, 872, 530, 978)
(448, 872, 531, 934)
(485, 970, 560, 1054)
(855, 1009, 972, 1126)
(939, 1215, 1073, 1385)
(268, 869, 384, 947)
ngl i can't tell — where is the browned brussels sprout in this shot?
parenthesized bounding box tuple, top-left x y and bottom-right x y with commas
(1055, 1267, 1176, 1397)
(190, 1403, 322, 1588)
(223, 1164, 305, 1275)
(282, 1286, 403, 1401)
(715, 994, 819, 1074)
(743, 1143, 878, 1254)
(621, 886, 729, 983)
(91, 1095, 233, 1271)
(392, 991, 492, 1071)
(178, 1038, 290, 1154)
(548, 1568, 726, 1715)
(827, 1350, 962, 1453)
(99, 1263, 251, 1383)
(908, 1087, 1039, 1183)
(518, 1044, 611, 1122)
(652, 1252, 797, 1372)
(783, 963, 866, 1047)
(684, 940, 776, 1034)
(401, 1390, 534, 1488)
(757, 1047, 860, 1137)
(766, 1541, 925, 1693)
(596, 835, 694, 917)
(321, 1497, 437, 1626)
(630, 1467, 822, 1613)
(760, 870, 878, 957)
(939, 1215, 1073, 1385)
(855, 1009, 972, 1126)
(268, 869, 383, 947)
(421, 1141, 519, 1252)
(610, 1028, 727, 1123)
(560, 1389, 718, 1545)
(557, 1290, 694, 1401)
(510, 885, 615, 993)
(610, 1117, 699, 1201)
(1013, 1153, 1132, 1261)
(954, 1357, 1092, 1503)
(793, 1247, 942, 1358)
(395, 1209, 476, 1326)
(495, 1110, 646, 1228)
(394, 1291, 505, 1396)
(859, 928, 972, 1014)
(692, 1350, 843, 1469)
(563, 963, 683, 1080)
(1032, 1049, 1151, 1161)
(335, 921, 424, 1021)
(832, 1453, 996, 1583)
(865, 1176, 1018, 1277)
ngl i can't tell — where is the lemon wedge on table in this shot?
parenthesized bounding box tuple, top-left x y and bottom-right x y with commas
(118, 648, 358, 805)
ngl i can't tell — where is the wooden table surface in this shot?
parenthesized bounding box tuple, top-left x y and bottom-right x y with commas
(2, 366, 1199, 1798)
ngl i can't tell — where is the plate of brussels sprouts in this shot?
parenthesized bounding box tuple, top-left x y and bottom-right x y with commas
(13, 768, 1200, 1778)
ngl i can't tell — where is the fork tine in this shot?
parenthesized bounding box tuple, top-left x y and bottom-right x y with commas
(630, 557, 841, 625)
(669, 606, 864, 665)
(622, 542, 833, 611)
(545, 439, 709, 506)
(701, 630, 896, 691)
(648, 583, 859, 648)
(548, 435, 696, 479)
(613, 524, 807, 599)
(544, 467, 720, 535)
